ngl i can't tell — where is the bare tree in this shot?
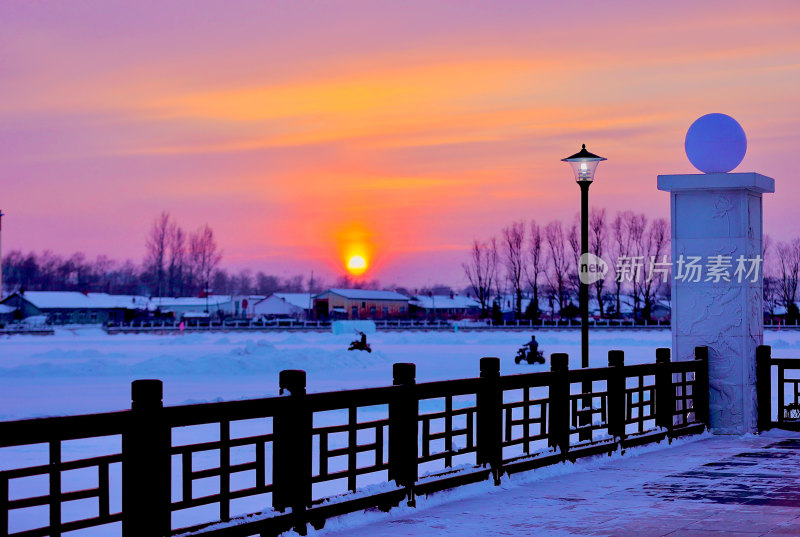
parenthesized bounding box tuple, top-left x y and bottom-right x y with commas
(638, 218, 669, 320)
(283, 274, 305, 292)
(502, 222, 526, 319)
(255, 272, 281, 295)
(190, 224, 223, 310)
(525, 221, 543, 320)
(566, 215, 580, 300)
(545, 220, 569, 313)
(589, 208, 608, 318)
(167, 223, 187, 296)
(462, 238, 499, 317)
(626, 213, 648, 319)
(610, 211, 633, 318)
(145, 211, 171, 296)
(233, 269, 253, 294)
(763, 235, 780, 318)
(776, 239, 800, 317)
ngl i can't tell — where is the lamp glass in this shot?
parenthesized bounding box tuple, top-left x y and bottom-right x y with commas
(567, 160, 601, 183)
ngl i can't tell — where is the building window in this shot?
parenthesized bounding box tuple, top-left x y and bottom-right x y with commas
(383, 306, 389, 314)
(351, 306, 358, 318)
(370, 306, 376, 315)
(400, 307, 405, 313)
(362, 302, 366, 309)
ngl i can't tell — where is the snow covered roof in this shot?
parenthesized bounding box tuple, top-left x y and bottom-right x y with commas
(410, 295, 480, 310)
(11, 291, 147, 310)
(12, 291, 93, 309)
(86, 293, 149, 309)
(0, 304, 16, 314)
(271, 293, 312, 310)
(320, 289, 409, 301)
(150, 296, 232, 308)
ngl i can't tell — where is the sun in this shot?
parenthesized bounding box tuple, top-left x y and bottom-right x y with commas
(347, 254, 368, 275)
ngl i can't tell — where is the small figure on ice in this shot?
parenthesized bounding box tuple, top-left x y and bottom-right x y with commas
(348, 331, 372, 353)
(515, 335, 544, 364)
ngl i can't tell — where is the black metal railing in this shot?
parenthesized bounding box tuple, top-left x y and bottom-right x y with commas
(0, 347, 709, 537)
(756, 344, 800, 431)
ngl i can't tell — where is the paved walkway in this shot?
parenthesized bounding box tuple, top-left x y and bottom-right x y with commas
(318, 431, 800, 537)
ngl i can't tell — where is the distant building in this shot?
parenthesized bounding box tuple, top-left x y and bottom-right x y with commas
(253, 293, 312, 319)
(0, 291, 147, 324)
(149, 296, 233, 320)
(231, 295, 266, 317)
(314, 289, 409, 320)
(409, 294, 481, 319)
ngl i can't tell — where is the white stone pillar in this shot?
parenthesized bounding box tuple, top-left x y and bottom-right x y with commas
(657, 172, 774, 434)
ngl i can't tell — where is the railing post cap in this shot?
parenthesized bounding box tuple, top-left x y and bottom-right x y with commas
(655, 348, 671, 364)
(608, 350, 624, 367)
(757, 345, 772, 358)
(132, 379, 162, 400)
(480, 357, 500, 377)
(550, 353, 569, 371)
(279, 369, 307, 395)
(393, 363, 416, 385)
(131, 379, 163, 409)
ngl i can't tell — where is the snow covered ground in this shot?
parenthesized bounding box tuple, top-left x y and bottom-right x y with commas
(2, 328, 800, 420)
(2, 328, 800, 536)
(313, 429, 800, 537)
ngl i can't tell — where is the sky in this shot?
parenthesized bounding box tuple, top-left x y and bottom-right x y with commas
(1, 0, 799, 288)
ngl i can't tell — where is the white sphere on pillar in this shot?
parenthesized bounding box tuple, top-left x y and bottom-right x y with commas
(685, 113, 747, 174)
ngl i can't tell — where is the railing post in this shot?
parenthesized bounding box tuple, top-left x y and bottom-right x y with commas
(655, 348, 674, 437)
(389, 363, 418, 506)
(122, 379, 170, 537)
(757, 345, 772, 431)
(607, 350, 626, 444)
(476, 357, 502, 485)
(548, 353, 570, 459)
(273, 370, 312, 535)
(694, 346, 710, 428)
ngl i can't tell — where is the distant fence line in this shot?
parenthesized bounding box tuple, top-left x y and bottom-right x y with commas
(100, 318, 800, 334)
(105, 318, 673, 333)
(3, 318, 797, 335)
(0, 348, 708, 537)
(0, 326, 55, 336)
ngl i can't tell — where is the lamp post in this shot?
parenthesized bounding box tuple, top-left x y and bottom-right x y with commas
(563, 144, 605, 441)
(562, 144, 606, 368)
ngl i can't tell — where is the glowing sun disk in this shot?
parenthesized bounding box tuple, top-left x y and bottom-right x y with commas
(347, 255, 367, 274)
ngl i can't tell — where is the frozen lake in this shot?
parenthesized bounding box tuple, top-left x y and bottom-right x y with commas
(2, 327, 800, 419)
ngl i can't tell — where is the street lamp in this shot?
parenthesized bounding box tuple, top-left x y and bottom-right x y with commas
(562, 144, 606, 369)
(563, 144, 605, 441)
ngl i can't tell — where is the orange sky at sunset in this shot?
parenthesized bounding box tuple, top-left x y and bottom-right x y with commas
(1, 1, 798, 287)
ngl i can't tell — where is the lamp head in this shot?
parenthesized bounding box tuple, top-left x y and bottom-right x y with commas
(562, 144, 606, 183)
